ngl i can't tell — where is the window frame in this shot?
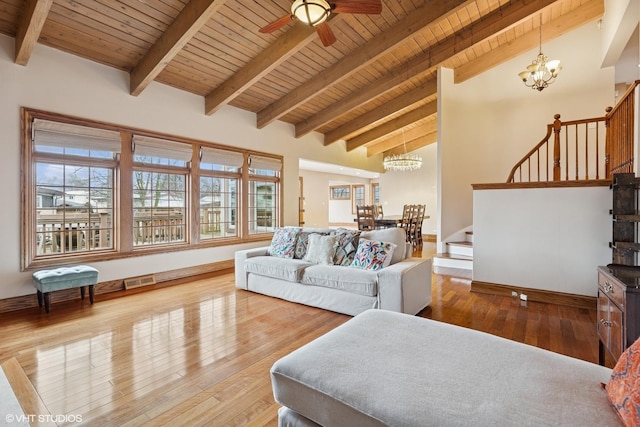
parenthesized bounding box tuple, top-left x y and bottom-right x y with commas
(21, 108, 282, 270)
(329, 185, 350, 200)
(351, 184, 365, 214)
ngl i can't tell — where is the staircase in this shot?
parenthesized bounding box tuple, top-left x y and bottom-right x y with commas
(433, 231, 473, 271)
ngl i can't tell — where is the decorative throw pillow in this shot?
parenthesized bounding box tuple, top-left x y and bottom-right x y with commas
(303, 234, 338, 265)
(269, 227, 301, 258)
(350, 239, 396, 270)
(294, 231, 329, 259)
(332, 229, 361, 266)
(606, 336, 640, 426)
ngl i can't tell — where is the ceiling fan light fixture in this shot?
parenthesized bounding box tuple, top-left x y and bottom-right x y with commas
(291, 0, 331, 27)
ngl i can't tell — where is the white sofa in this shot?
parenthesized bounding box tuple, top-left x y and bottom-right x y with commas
(234, 227, 432, 316)
(271, 309, 621, 427)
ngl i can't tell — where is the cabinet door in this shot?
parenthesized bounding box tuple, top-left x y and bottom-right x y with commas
(610, 303, 624, 360)
(597, 290, 611, 348)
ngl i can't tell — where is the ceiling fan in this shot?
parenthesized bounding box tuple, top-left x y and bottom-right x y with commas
(259, 0, 383, 47)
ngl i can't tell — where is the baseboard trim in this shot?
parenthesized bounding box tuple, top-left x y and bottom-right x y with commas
(0, 260, 235, 314)
(470, 280, 596, 310)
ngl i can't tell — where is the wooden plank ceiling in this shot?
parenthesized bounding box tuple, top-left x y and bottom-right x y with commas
(0, 0, 603, 157)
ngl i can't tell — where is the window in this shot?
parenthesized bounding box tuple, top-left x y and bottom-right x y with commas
(132, 136, 190, 247)
(29, 119, 118, 262)
(199, 147, 242, 240)
(351, 184, 365, 213)
(371, 182, 380, 205)
(22, 109, 283, 269)
(248, 155, 282, 234)
(330, 185, 350, 200)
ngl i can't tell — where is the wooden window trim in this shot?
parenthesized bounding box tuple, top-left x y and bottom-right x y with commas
(329, 185, 350, 200)
(21, 108, 283, 271)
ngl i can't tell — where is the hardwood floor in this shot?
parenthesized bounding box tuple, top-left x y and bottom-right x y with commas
(0, 252, 609, 426)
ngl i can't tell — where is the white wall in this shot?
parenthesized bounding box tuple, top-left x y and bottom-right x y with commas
(0, 33, 383, 299)
(299, 143, 438, 231)
(378, 144, 438, 235)
(438, 21, 615, 251)
(473, 187, 611, 296)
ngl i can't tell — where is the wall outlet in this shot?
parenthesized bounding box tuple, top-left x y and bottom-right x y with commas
(520, 293, 528, 301)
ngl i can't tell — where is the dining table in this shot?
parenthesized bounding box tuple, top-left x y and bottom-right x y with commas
(373, 214, 404, 228)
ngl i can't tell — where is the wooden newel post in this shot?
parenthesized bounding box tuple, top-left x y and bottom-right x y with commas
(552, 114, 561, 181)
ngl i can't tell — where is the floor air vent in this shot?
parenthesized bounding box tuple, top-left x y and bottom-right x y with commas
(124, 274, 156, 290)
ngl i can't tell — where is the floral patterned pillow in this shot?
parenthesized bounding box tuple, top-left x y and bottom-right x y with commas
(269, 227, 301, 258)
(350, 239, 396, 270)
(606, 336, 640, 426)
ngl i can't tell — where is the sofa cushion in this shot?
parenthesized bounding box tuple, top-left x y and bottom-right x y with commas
(295, 231, 331, 260)
(303, 234, 338, 265)
(360, 228, 406, 264)
(301, 265, 378, 296)
(606, 336, 640, 426)
(269, 227, 301, 258)
(245, 256, 312, 283)
(331, 229, 361, 266)
(350, 239, 396, 270)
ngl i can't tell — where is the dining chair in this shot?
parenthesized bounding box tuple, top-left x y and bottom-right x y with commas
(400, 204, 414, 243)
(374, 204, 384, 219)
(412, 204, 426, 249)
(356, 205, 376, 231)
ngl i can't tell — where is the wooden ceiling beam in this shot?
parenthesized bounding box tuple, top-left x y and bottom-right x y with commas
(205, 22, 318, 115)
(257, 0, 473, 130)
(367, 123, 438, 156)
(320, 0, 558, 146)
(130, 0, 226, 97)
(455, 0, 604, 83)
(14, 0, 53, 66)
(346, 102, 437, 151)
(324, 80, 437, 144)
(378, 132, 439, 157)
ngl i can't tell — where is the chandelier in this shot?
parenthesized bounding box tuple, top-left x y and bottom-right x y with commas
(383, 130, 422, 172)
(518, 15, 561, 92)
(291, 0, 331, 27)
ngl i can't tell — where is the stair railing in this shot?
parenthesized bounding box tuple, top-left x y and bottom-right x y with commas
(507, 114, 607, 183)
(507, 80, 639, 184)
(607, 81, 638, 177)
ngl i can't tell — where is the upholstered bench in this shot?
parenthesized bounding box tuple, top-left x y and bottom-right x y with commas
(32, 266, 99, 313)
(270, 309, 620, 426)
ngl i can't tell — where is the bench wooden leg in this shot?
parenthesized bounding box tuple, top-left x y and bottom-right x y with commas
(44, 293, 51, 313)
(37, 291, 43, 307)
(80, 286, 86, 300)
(89, 285, 95, 304)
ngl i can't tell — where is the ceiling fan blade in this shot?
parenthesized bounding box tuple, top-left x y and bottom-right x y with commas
(259, 14, 293, 33)
(316, 22, 337, 47)
(331, 0, 382, 15)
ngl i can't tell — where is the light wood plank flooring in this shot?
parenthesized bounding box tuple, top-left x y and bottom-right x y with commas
(0, 251, 607, 426)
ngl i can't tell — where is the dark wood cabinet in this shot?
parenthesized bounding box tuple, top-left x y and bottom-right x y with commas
(600, 173, 640, 364)
(597, 266, 640, 364)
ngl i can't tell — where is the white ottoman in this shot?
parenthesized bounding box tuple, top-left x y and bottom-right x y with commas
(270, 309, 618, 426)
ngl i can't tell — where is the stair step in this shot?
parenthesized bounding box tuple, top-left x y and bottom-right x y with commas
(447, 241, 472, 247)
(446, 241, 473, 257)
(432, 252, 473, 270)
